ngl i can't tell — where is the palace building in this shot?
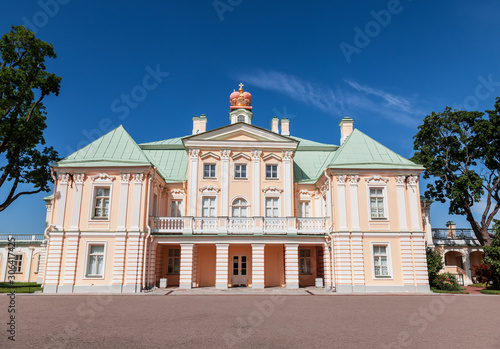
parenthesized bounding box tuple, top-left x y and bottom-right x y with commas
(38, 84, 432, 293)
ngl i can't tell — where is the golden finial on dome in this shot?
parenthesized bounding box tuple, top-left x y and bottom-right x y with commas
(238, 82, 244, 93)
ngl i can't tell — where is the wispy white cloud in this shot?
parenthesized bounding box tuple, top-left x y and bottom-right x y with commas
(238, 70, 423, 127)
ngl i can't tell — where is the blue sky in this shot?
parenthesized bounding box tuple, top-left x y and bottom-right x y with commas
(1, 0, 500, 234)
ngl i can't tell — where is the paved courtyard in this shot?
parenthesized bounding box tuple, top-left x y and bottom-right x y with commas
(1, 293, 499, 348)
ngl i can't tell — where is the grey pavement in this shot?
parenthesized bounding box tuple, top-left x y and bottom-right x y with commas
(1, 293, 499, 348)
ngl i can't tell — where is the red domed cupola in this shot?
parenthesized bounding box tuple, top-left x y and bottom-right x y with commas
(230, 83, 252, 110)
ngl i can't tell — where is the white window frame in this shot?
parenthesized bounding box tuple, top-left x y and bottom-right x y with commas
(234, 164, 248, 179)
(201, 196, 217, 217)
(370, 242, 393, 279)
(298, 201, 311, 218)
(203, 163, 217, 179)
(265, 164, 279, 180)
(90, 185, 112, 221)
(366, 184, 389, 221)
(264, 196, 281, 217)
(170, 200, 183, 217)
(84, 242, 107, 279)
(13, 253, 23, 273)
(231, 197, 249, 217)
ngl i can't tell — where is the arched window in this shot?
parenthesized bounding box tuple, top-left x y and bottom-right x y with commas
(237, 115, 245, 123)
(232, 198, 248, 217)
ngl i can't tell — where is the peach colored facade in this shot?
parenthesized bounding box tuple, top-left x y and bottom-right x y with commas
(0, 235, 46, 284)
(39, 85, 430, 293)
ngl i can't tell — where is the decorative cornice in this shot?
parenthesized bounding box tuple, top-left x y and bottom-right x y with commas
(262, 186, 283, 194)
(200, 152, 220, 160)
(232, 152, 251, 161)
(251, 149, 262, 160)
(395, 175, 406, 186)
(199, 185, 220, 194)
(188, 148, 200, 159)
(74, 173, 85, 184)
(91, 173, 115, 183)
(298, 189, 312, 198)
(349, 174, 359, 185)
(408, 175, 419, 186)
(263, 153, 282, 162)
(336, 174, 347, 185)
(282, 150, 294, 161)
(365, 175, 389, 184)
(133, 173, 144, 183)
(169, 188, 186, 196)
(220, 149, 231, 160)
(59, 173, 70, 184)
(120, 173, 131, 183)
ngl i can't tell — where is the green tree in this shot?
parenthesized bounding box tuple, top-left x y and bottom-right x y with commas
(412, 98, 500, 246)
(0, 25, 60, 212)
(483, 220, 500, 289)
(426, 247, 444, 286)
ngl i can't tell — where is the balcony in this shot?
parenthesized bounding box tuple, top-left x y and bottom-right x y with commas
(152, 217, 327, 235)
(431, 228, 493, 246)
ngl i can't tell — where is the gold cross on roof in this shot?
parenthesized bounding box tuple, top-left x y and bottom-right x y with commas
(238, 82, 244, 91)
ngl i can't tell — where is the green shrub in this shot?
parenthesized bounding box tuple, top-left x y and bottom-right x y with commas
(483, 220, 500, 289)
(426, 247, 444, 286)
(434, 272, 460, 291)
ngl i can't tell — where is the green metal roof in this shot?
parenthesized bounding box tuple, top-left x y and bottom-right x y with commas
(288, 136, 338, 150)
(328, 129, 424, 170)
(143, 149, 188, 183)
(293, 150, 336, 183)
(56, 125, 152, 168)
(139, 136, 187, 149)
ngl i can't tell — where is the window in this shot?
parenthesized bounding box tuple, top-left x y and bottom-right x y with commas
(265, 165, 278, 179)
(86, 245, 105, 277)
(232, 198, 248, 217)
(370, 188, 385, 219)
(237, 115, 245, 123)
(202, 197, 216, 217)
(93, 187, 110, 219)
(170, 200, 182, 217)
(167, 248, 180, 274)
(373, 245, 390, 277)
(203, 164, 216, 178)
(265, 198, 279, 217)
(234, 164, 247, 179)
(299, 249, 312, 275)
(299, 201, 310, 217)
(13, 254, 23, 273)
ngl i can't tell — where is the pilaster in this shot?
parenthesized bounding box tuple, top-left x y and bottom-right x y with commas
(70, 173, 85, 231)
(408, 175, 421, 231)
(179, 243, 194, 289)
(131, 173, 144, 231)
(251, 243, 265, 289)
(336, 175, 348, 231)
(349, 175, 360, 231)
(188, 149, 200, 216)
(216, 243, 229, 289)
(251, 150, 262, 216)
(220, 149, 231, 216)
(284, 243, 299, 289)
(55, 174, 70, 230)
(283, 151, 294, 216)
(118, 173, 130, 231)
(395, 175, 409, 232)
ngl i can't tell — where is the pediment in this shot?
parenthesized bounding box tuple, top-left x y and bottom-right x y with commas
(183, 123, 298, 149)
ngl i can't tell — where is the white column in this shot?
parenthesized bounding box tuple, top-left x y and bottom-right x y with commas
(124, 232, 143, 293)
(216, 243, 229, 289)
(55, 173, 70, 230)
(408, 176, 421, 231)
(131, 173, 144, 231)
(60, 232, 79, 290)
(252, 243, 265, 289)
(351, 232, 365, 289)
(285, 243, 299, 289)
(323, 242, 332, 289)
(283, 151, 294, 217)
(251, 150, 262, 216)
(43, 232, 64, 293)
(395, 175, 409, 232)
(349, 175, 360, 231)
(112, 233, 127, 291)
(23, 247, 34, 282)
(220, 149, 231, 216)
(400, 233, 416, 286)
(70, 173, 85, 231)
(118, 173, 130, 231)
(179, 243, 194, 289)
(337, 175, 348, 231)
(188, 149, 200, 216)
(464, 251, 472, 284)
